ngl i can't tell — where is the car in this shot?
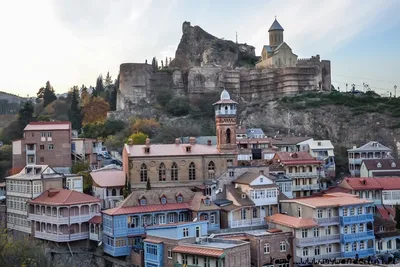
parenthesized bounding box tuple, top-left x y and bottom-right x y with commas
(110, 159, 122, 166)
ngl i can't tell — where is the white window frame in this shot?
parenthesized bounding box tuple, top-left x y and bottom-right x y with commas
(264, 243, 270, 254)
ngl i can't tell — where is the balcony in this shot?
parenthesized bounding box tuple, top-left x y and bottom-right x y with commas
(35, 231, 88, 242)
(29, 213, 98, 224)
(349, 158, 362, 165)
(103, 243, 130, 257)
(90, 232, 102, 242)
(286, 172, 322, 179)
(208, 223, 220, 231)
(26, 149, 36, 155)
(296, 234, 340, 247)
(316, 217, 340, 226)
(341, 248, 375, 258)
(296, 252, 342, 263)
(228, 218, 265, 228)
(145, 252, 160, 262)
(292, 184, 320, 191)
(340, 214, 373, 225)
(341, 231, 374, 242)
(215, 110, 236, 116)
(174, 264, 198, 267)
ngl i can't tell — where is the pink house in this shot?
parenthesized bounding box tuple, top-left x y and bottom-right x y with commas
(28, 189, 100, 242)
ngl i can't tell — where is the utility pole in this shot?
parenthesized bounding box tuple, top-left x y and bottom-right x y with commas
(346, 83, 348, 92)
(236, 31, 238, 44)
(394, 85, 397, 98)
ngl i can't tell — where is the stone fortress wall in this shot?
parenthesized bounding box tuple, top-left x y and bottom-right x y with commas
(117, 56, 331, 111)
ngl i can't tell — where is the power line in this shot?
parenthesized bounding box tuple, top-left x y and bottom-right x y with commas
(332, 81, 395, 93)
(334, 74, 398, 85)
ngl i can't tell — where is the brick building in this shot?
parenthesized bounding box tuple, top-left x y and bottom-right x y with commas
(12, 122, 72, 168)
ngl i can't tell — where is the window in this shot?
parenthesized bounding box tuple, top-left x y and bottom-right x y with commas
(195, 226, 201, 238)
(204, 257, 210, 267)
(260, 177, 263, 183)
(357, 206, 362, 214)
(328, 208, 332, 218)
(90, 205, 95, 213)
(41, 132, 46, 137)
(253, 208, 258, 218)
(360, 241, 365, 250)
(343, 208, 348, 216)
(326, 244, 332, 254)
(111, 189, 116, 196)
(352, 243, 357, 251)
(189, 162, 196, 180)
(161, 196, 167, 204)
(205, 198, 211, 205)
(379, 226, 384, 232)
(387, 240, 392, 249)
(351, 225, 356, 234)
(229, 171, 235, 177)
(208, 161, 215, 179)
(146, 244, 158, 256)
(317, 209, 323, 218)
(40, 145, 44, 150)
(171, 162, 178, 181)
(264, 243, 270, 254)
(186, 146, 191, 152)
(241, 209, 246, 220)
(47, 132, 52, 137)
(227, 159, 233, 166)
(301, 229, 308, 238)
(40, 157, 44, 163)
(302, 248, 308, 257)
(182, 254, 188, 264)
(359, 224, 364, 232)
(167, 248, 172, 259)
(210, 214, 215, 224)
(280, 241, 286, 252)
(158, 163, 166, 181)
(48, 144, 54, 150)
(183, 227, 189, 237)
(298, 207, 302, 217)
(159, 215, 166, 224)
(350, 208, 355, 216)
(314, 228, 319, 237)
(140, 164, 148, 182)
(140, 198, 146, 206)
(344, 226, 348, 234)
(226, 128, 231, 144)
(27, 155, 35, 164)
(345, 243, 350, 252)
(325, 226, 331, 235)
(127, 216, 139, 228)
(192, 255, 198, 265)
(168, 213, 174, 223)
(315, 246, 320, 256)
(177, 195, 183, 203)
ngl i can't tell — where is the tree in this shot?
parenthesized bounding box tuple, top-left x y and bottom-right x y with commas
(165, 57, 168, 67)
(166, 96, 190, 116)
(18, 100, 35, 130)
(155, 87, 173, 107)
(128, 132, 148, 145)
(92, 75, 104, 98)
(37, 81, 57, 108)
(0, 145, 11, 181)
(146, 179, 151, 190)
(82, 97, 110, 125)
(81, 84, 90, 106)
(69, 86, 82, 130)
(104, 72, 113, 89)
(71, 160, 90, 174)
(131, 118, 160, 137)
(152, 57, 156, 72)
(109, 73, 119, 111)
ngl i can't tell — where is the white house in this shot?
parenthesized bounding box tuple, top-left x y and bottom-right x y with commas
(90, 167, 125, 209)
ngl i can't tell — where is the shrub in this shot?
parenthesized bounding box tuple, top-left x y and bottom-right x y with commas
(166, 96, 190, 116)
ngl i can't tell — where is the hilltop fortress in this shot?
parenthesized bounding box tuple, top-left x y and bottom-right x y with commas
(117, 20, 331, 111)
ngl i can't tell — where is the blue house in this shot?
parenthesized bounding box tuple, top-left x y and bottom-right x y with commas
(144, 221, 208, 267)
(101, 188, 220, 257)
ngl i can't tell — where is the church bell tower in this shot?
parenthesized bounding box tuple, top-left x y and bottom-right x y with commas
(213, 89, 237, 152)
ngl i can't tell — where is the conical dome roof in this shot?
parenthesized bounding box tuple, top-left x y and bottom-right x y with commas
(220, 89, 231, 100)
(269, 19, 284, 32)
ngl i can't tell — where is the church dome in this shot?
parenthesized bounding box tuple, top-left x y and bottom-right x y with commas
(269, 19, 284, 32)
(220, 89, 231, 100)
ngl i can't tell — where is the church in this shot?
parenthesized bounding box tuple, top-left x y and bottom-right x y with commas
(122, 89, 238, 190)
(256, 18, 298, 69)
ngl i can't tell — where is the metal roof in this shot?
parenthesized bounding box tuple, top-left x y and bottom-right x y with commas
(347, 141, 392, 152)
(269, 19, 284, 31)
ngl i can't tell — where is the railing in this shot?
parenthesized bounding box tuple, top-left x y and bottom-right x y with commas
(317, 217, 340, 225)
(292, 184, 320, 191)
(145, 252, 159, 262)
(35, 231, 88, 242)
(286, 172, 321, 178)
(174, 264, 198, 267)
(89, 232, 102, 241)
(342, 248, 375, 258)
(341, 231, 374, 242)
(29, 213, 99, 224)
(296, 234, 340, 246)
(297, 252, 342, 263)
(103, 243, 130, 257)
(228, 218, 265, 228)
(340, 213, 373, 225)
(215, 110, 236, 116)
(208, 223, 220, 231)
(26, 149, 36, 155)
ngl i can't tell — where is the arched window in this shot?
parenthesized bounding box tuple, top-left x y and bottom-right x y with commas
(208, 161, 215, 179)
(158, 162, 166, 181)
(160, 195, 167, 204)
(189, 162, 196, 180)
(226, 128, 231, 144)
(171, 162, 178, 181)
(120, 188, 123, 196)
(140, 163, 147, 182)
(139, 197, 146, 206)
(112, 189, 116, 196)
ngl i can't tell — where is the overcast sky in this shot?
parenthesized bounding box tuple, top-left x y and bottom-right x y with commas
(1, 0, 399, 96)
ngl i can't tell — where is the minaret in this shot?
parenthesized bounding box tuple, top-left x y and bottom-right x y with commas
(269, 18, 284, 48)
(213, 89, 238, 152)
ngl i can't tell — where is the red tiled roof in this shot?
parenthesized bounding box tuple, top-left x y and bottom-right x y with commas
(102, 202, 190, 215)
(90, 169, 126, 187)
(266, 214, 317, 229)
(24, 121, 71, 131)
(376, 205, 396, 220)
(28, 189, 100, 205)
(375, 177, 400, 190)
(172, 246, 225, 257)
(144, 237, 164, 244)
(89, 215, 102, 224)
(323, 186, 351, 194)
(342, 177, 400, 190)
(282, 195, 372, 208)
(275, 152, 322, 165)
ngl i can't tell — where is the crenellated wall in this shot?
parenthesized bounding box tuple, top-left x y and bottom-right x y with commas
(116, 56, 331, 111)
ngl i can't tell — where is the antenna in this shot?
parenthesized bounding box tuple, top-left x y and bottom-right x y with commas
(236, 31, 238, 44)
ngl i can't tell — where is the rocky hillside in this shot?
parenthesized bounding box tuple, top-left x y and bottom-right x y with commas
(169, 21, 259, 69)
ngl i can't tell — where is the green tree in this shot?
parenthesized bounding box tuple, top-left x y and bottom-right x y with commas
(0, 121, 22, 144)
(92, 75, 104, 98)
(128, 132, 148, 145)
(71, 161, 92, 194)
(18, 100, 35, 131)
(69, 86, 82, 131)
(166, 96, 190, 116)
(37, 81, 57, 108)
(109, 73, 119, 111)
(81, 84, 90, 106)
(155, 88, 172, 107)
(0, 145, 11, 180)
(146, 179, 151, 190)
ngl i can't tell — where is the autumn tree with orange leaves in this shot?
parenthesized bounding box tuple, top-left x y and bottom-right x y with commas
(131, 118, 160, 137)
(82, 97, 110, 125)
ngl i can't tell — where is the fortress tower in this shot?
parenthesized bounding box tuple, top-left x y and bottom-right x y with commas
(269, 18, 284, 48)
(213, 89, 237, 152)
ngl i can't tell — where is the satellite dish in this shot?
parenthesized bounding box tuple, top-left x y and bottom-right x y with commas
(98, 241, 102, 247)
(193, 217, 198, 222)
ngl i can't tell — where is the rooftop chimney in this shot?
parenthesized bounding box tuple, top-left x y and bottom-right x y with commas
(47, 189, 60, 198)
(175, 138, 180, 145)
(189, 137, 196, 145)
(207, 139, 212, 146)
(145, 138, 151, 146)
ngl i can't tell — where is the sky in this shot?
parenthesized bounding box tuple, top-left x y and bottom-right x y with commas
(0, 0, 399, 97)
